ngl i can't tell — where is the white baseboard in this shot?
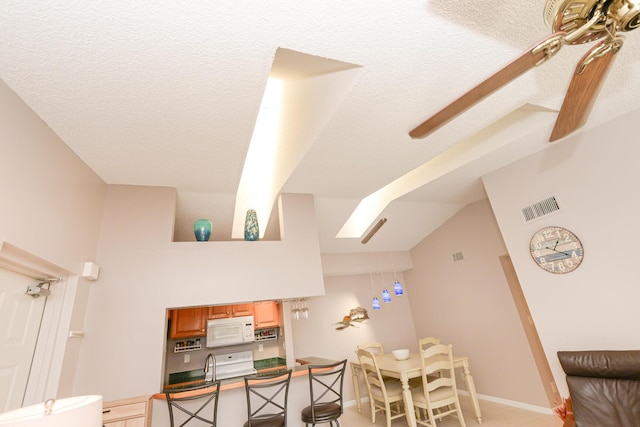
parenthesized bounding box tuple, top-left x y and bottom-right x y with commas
(346, 392, 553, 416)
(344, 397, 368, 408)
(457, 389, 554, 415)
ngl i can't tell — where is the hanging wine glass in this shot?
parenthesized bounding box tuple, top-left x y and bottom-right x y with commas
(291, 299, 301, 320)
(301, 298, 309, 319)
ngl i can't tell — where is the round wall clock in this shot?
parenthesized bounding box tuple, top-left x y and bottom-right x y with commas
(529, 226, 584, 274)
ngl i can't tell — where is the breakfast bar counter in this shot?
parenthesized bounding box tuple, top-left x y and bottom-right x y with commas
(151, 356, 338, 426)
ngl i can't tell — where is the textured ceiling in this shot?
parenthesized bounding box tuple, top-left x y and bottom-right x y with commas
(2, 1, 639, 254)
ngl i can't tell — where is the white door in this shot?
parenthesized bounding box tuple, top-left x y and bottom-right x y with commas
(0, 268, 47, 412)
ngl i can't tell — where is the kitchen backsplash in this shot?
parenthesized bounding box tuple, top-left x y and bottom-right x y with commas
(163, 333, 283, 384)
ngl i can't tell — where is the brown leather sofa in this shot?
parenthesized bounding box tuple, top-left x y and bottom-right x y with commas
(558, 350, 640, 427)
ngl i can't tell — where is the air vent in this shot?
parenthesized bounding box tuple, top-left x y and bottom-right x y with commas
(521, 196, 560, 222)
(452, 252, 464, 262)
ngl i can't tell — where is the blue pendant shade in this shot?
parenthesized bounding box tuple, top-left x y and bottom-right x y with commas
(372, 297, 381, 310)
(394, 280, 403, 296)
(382, 289, 391, 303)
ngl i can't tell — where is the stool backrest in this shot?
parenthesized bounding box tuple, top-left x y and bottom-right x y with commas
(306, 359, 347, 422)
(165, 381, 221, 427)
(244, 369, 292, 427)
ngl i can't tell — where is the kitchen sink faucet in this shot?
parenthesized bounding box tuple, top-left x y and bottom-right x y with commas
(204, 353, 216, 382)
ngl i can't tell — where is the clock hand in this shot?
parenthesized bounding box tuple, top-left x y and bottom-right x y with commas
(550, 248, 571, 256)
(552, 239, 559, 251)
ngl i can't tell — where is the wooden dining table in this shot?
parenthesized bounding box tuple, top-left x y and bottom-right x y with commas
(350, 352, 483, 425)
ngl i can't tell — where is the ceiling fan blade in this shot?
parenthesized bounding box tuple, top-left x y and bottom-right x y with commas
(549, 36, 623, 142)
(409, 32, 566, 139)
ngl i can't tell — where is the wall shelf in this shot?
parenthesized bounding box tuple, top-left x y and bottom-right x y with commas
(254, 327, 278, 342)
(174, 339, 202, 353)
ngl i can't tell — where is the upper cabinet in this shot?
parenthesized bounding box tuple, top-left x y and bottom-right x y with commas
(208, 305, 230, 319)
(169, 307, 206, 339)
(207, 303, 255, 319)
(254, 301, 280, 328)
(231, 303, 254, 317)
(169, 302, 279, 339)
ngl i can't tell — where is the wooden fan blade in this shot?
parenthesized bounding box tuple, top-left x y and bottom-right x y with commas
(409, 32, 566, 139)
(549, 37, 622, 142)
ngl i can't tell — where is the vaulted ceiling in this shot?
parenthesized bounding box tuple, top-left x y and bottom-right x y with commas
(2, 1, 639, 253)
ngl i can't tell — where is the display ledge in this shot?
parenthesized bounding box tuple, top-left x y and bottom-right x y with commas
(154, 357, 336, 399)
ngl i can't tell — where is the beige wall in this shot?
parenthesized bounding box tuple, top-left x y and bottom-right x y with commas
(5, 67, 640, 415)
(0, 79, 106, 272)
(290, 271, 418, 401)
(405, 199, 549, 408)
(0, 79, 107, 401)
(73, 187, 326, 400)
(483, 110, 640, 398)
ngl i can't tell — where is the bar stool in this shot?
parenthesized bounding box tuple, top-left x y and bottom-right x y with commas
(243, 369, 292, 427)
(165, 381, 221, 427)
(300, 359, 347, 427)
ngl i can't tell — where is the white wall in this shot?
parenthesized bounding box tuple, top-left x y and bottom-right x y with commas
(482, 111, 640, 398)
(0, 79, 106, 274)
(405, 199, 549, 408)
(290, 271, 418, 402)
(0, 79, 106, 401)
(73, 187, 326, 400)
(6, 65, 639, 413)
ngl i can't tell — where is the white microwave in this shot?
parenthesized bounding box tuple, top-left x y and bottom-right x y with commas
(206, 315, 255, 348)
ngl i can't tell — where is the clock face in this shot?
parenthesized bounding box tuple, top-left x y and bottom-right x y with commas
(530, 226, 584, 274)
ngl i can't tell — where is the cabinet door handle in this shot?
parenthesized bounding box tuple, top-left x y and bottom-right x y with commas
(102, 410, 111, 414)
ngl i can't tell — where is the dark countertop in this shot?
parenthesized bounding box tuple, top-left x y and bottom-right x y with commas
(295, 356, 337, 366)
(160, 356, 337, 395)
(254, 356, 286, 370)
(164, 356, 288, 391)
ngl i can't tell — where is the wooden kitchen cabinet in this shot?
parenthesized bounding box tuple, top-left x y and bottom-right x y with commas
(169, 307, 206, 339)
(208, 305, 230, 319)
(230, 303, 254, 317)
(254, 300, 280, 328)
(102, 395, 152, 427)
(208, 303, 254, 319)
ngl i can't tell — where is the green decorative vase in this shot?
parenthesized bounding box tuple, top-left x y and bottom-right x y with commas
(244, 209, 259, 241)
(194, 219, 212, 241)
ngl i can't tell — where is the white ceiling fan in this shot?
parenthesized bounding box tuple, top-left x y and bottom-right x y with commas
(410, 0, 640, 142)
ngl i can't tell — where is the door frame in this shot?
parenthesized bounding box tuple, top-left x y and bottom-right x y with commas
(0, 241, 73, 406)
(500, 255, 561, 407)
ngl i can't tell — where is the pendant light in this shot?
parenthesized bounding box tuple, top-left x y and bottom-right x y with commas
(369, 270, 380, 310)
(379, 266, 391, 303)
(390, 253, 404, 296)
(393, 280, 403, 296)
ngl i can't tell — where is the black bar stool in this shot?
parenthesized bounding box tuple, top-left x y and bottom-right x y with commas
(243, 369, 292, 427)
(300, 360, 347, 427)
(165, 381, 221, 427)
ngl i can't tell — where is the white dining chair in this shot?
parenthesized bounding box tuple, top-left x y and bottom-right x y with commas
(418, 336, 440, 351)
(356, 341, 384, 354)
(410, 344, 466, 427)
(356, 348, 405, 427)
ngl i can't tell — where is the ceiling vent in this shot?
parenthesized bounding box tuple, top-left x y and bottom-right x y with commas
(521, 196, 560, 222)
(452, 251, 464, 262)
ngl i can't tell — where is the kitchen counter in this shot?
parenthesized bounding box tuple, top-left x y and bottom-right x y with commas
(151, 357, 341, 426)
(155, 356, 336, 398)
(164, 356, 288, 391)
(254, 356, 286, 371)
